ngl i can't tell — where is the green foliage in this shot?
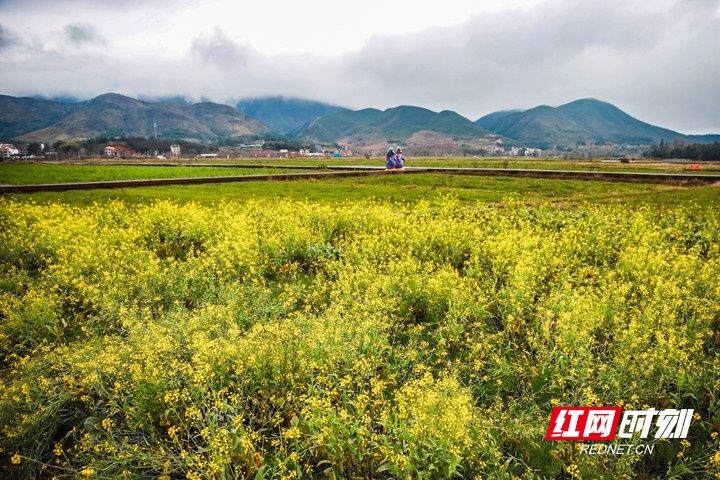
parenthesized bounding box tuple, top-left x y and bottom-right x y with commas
(645, 140, 720, 161)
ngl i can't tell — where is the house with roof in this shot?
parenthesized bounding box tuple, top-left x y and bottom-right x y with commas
(104, 144, 135, 158)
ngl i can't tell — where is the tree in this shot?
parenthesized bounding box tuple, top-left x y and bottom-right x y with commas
(26, 143, 43, 156)
(644, 140, 720, 161)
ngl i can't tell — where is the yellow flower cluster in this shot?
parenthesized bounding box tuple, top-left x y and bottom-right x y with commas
(0, 198, 718, 479)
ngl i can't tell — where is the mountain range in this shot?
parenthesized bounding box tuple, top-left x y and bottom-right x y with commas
(1, 93, 269, 142)
(290, 106, 490, 143)
(1, 93, 718, 150)
(476, 99, 720, 149)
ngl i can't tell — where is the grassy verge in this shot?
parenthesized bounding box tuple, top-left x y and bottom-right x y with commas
(6, 173, 719, 209)
(179, 156, 720, 173)
(0, 163, 314, 185)
(8, 157, 720, 174)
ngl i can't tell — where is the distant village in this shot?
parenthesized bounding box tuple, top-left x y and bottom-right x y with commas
(0, 140, 356, 160)
(475, 136, 542, 157)
(100, 142, 353, 159)
(1, 137, 551, 160)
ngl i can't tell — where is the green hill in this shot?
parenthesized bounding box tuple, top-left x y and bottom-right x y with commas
(474, 109, 521, 130)
(557, 99, 683, 144)
(182, 102, 269, 138)
(236, 97, 348, 134)
(0, 95, 78, 140)
(6, 93, 269, 143)
(476, 98, 699, 148)
(292, 105, 489, 143)
(485, 105, 588, 148)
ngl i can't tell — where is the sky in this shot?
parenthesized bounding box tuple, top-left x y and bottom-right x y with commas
(0, 0, 719, 133)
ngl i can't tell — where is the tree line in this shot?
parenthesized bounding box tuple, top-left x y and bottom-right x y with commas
(644, 140, 720, 161)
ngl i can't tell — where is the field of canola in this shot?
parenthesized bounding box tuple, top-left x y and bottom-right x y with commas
(1, 198, 720, 479)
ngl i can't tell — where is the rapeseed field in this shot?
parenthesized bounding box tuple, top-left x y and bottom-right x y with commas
(1, 198, 718, 479)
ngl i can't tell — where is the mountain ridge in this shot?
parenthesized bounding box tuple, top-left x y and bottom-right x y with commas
(236, 96, 348, 134)
(2, 93, 718, 149)
(290, 105, 490, 144)
(1, 93, 270, 142)
(475, 98, 710, 148)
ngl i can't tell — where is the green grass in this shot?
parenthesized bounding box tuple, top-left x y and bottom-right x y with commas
(0, 163, 312, 185)
(202, 156, 720, 173)
(7, 173, 719, 210)
(3, 159, 718, 187)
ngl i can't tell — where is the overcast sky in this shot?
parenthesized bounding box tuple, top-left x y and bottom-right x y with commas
(0, 0, 718, 133)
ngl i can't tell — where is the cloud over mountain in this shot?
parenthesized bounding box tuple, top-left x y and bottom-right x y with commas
(0, 0, 718, 132)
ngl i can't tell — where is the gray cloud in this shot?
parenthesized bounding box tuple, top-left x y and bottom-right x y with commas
(1, 0, 718, 133)
(337, 0, 720, 132)
(0, 24, 20, 49)
(190, 29, 251, 66)
(64, 23, 105, 45)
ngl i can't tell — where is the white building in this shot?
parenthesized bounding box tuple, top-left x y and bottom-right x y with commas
(170, 144, 181, 157)
(104, 145, 117, 157)
(0, 143, 20, 158)
(484, 145, 505, 155)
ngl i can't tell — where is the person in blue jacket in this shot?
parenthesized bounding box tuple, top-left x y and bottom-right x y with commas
(386, 147, 396, 169)
(395, 148, 405, 169)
